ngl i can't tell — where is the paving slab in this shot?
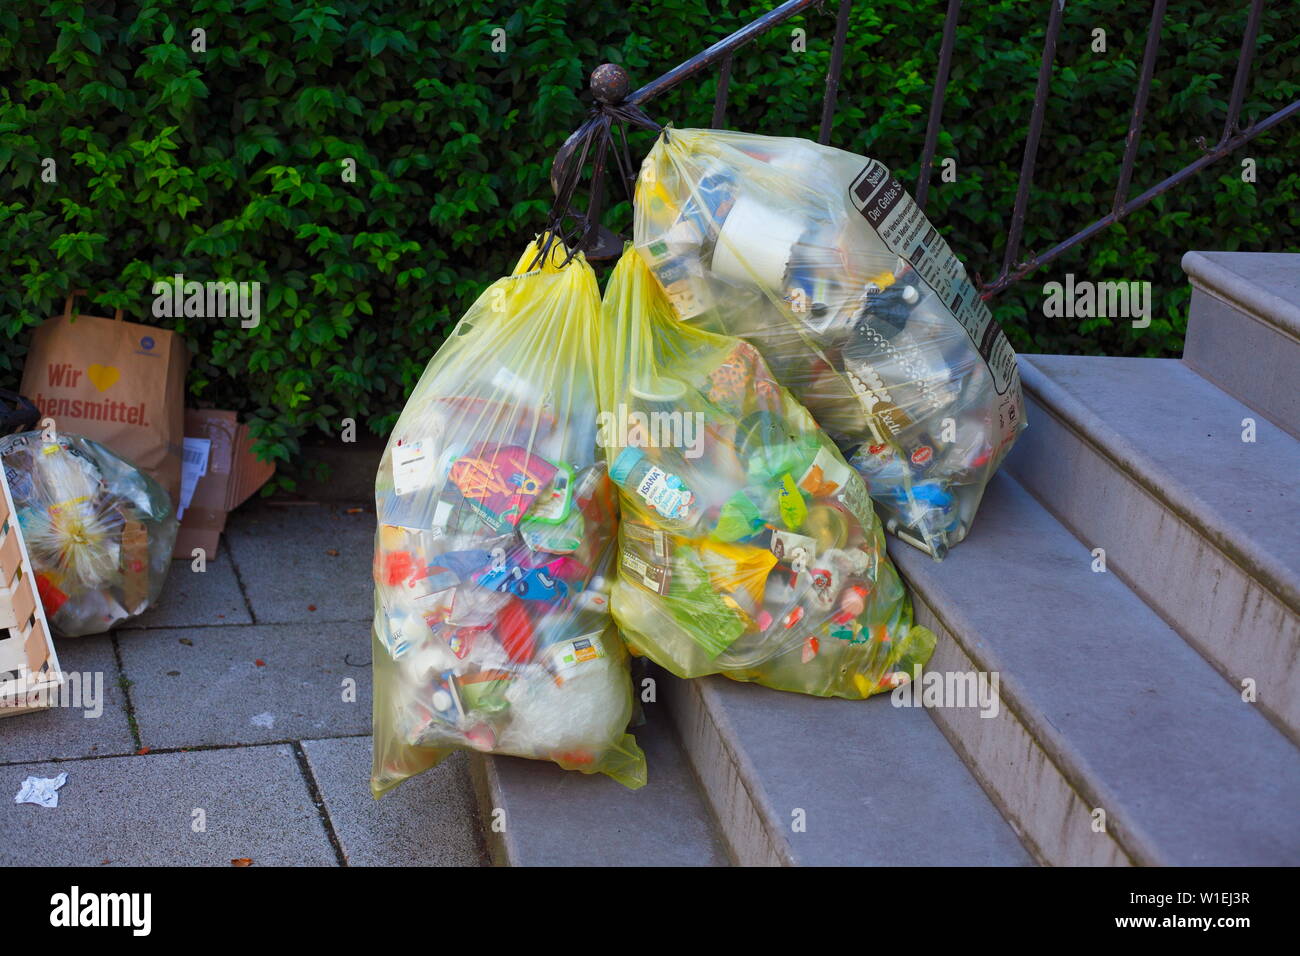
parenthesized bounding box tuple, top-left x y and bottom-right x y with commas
(129, 553, 253, 629)
(0, 635, 136, 764)
(473, 699, 729, 866)
(302, 737, 485, 866)
(118, 622, 370, 749)
(225, 502, 375, 624)
(0, 745, 336, 866)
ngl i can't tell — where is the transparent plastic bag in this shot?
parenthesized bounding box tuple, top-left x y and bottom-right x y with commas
(634, 128, 1027, 559)
(0, 431, 177, 636)
(598, 246, 934, 699)
(370, 241, 646, 797)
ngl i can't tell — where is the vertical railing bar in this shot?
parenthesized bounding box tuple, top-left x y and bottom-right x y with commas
(1113, 0, 1167, 215)
(980, 96, 1300, 297)
(1221, 0, 1265, 144)
(712, 54, 733, 129)
(818, 0, 853, 145)
(916, 0, 962, 211)
(1001, 0, 1067, 278)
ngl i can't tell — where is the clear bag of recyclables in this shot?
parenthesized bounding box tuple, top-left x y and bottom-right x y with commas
(0, 431, 177, 636)
(634, 127, 1026, 559)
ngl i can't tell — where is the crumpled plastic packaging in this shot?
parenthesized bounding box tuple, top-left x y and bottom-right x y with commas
(634, 127, 1027, 559)
(0, 432, 177, 636)
(597, 245, 935, 699)
(370, 241, 646, 797)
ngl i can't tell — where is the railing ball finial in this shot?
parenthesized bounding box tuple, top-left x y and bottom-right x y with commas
(590, 63, 630, 105)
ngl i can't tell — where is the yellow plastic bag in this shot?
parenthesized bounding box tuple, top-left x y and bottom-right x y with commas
(597, 246, 935, 699)
(634, 128, 1027, 559)
(371, 241, 646, 797)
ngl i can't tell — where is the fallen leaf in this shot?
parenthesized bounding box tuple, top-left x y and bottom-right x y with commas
(308, 605, 317, 612)
(179, 638, 193, 646)
(136, 747, 150, 755)
(255, 659, 266, 667)
(231, 858, 253, 867)
(325, 549, 339, 557)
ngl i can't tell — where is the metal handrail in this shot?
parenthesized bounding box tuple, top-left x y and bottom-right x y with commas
(566, 0, 1298, 296)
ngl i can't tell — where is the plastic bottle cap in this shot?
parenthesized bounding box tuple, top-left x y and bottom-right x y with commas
(609, 446, 645, 485)
(630, 377, 687, 401)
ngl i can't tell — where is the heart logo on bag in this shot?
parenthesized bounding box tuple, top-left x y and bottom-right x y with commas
(86, 364, 120, 391)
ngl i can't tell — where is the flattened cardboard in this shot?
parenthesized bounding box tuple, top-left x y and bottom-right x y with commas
(172, 409, 275, 559)
(121, 519, 149, 612)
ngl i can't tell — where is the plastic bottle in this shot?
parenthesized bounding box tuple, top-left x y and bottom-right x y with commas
(608, 446, 701, 531)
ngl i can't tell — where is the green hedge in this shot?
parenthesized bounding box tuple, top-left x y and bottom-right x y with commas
(2, 0, 1296, 486)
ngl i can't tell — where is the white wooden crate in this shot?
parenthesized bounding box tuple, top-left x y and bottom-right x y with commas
(0, 461, 61, 717)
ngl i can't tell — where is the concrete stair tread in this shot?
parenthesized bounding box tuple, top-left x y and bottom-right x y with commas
(1180, 251, 1299, 436)
(471, 701, 728, 866)
(671, 673, 1034, 866)
(1019, 353, 1299, 611)
(1182, 250, 1300, 338)
(889, 471, 1300, 865)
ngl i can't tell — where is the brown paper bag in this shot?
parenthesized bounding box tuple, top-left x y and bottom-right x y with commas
(20, 291, 189, 505)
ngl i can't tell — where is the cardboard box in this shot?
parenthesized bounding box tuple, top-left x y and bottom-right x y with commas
(0, 456, 62, 717)
(172, 410, 276, 559)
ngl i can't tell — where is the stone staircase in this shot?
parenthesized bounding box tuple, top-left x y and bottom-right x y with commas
(472, 250, 1300, 866)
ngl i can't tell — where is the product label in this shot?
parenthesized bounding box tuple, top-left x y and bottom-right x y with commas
(771, 529, 818, 569)
(843, 362, 915, 443)
(620, 545, 671, 596)
(544, 632, 605, 678)
(777, 473, 807, 529)
(835, 473, 877, 532)
(392, 437, 436, 496)
(798, 446, 851, 497)
(636, 465, 694, 521)
(623, 522, 670, 560)
(848, 160, 1024, 446)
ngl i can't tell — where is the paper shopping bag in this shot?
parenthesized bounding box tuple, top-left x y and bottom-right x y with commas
(20, 291, 189, 504)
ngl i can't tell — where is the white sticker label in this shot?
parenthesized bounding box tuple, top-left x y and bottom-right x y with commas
(545, 632, 605, 675)
(393, 438, 436, 496)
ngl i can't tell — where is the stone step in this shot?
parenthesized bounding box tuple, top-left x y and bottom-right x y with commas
(469, 698, 729, 866)
(888, 471, 1300, 865)
(1181, 250, 1300, 437)
(659, 667, 1035, 866)
(1007, 354, 1300, 740)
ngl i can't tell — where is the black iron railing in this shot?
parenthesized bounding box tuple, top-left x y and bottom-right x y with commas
(564, 0, 1299, 297)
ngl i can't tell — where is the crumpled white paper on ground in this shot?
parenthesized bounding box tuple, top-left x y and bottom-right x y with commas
(15, 773, 68, 808)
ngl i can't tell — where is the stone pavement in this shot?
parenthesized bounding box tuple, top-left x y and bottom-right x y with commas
(0, 500, 487, 866)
